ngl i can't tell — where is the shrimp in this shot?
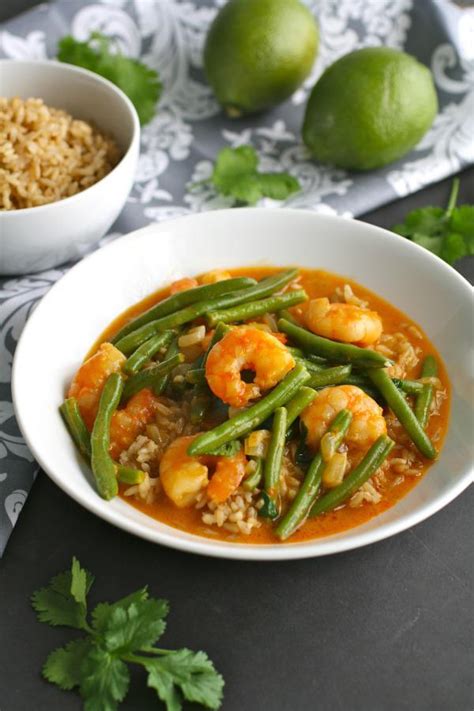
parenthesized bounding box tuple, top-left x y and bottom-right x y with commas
(169, 277, 198, 295)
(159, 435, 247, 507)
(301, 385, 386, 451)
(305, 297, 382, 346)
(109, 389, 158, 459)
(68, 342, 126, 430)
(205, 326, 295, 408)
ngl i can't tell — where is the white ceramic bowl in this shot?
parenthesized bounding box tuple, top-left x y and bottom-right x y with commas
(0, 59, 140, 275)
(12, 210, 474, 560)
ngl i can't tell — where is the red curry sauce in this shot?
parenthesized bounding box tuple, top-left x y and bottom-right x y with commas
(98, 267, 450, 544)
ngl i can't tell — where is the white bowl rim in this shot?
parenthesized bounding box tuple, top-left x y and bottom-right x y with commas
(11, 209, 474, 561)
(0, 58, 140, 217)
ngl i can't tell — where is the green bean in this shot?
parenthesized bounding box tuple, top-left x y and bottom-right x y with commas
(285, 387, 318, 428)
(343, 373, 425, 403)
(124, 330, 174, 375)
(306, 353, 328, 366)
(60, 396, 145, 486)
(278, 318, 389, 368)
(341, 373, 370, 387)
(243, 458, 263, 491)
(188, 362, 309, 455)
(207, 289, 307, 326)
(116, 270, 299, 354)
(264, 407, 287, 507)
(112, 276, 256, 343)
(392, 378, 424, 395)
(307, 365, 352, 389)
(153, 337, 180, 396)
(288, 347, 326, 369)
(276, 410, 352, 540)
(310, 435, 395, 517)
(287, 346, 304, 358)
(59, 397, 91, 459)
(116, 466, 146, 485)
(90, 373, 123, 500)
(279, 309, 300, 326)
(347, 374, 425, 395)
(187, 322, 231, 422)
(294, 357, 326, 374)
(415, 356, 438, 428)
(368, 369, 436, 459)
(122, 353, 183, 402)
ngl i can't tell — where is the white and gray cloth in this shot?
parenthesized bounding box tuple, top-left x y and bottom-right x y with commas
(0, 0, 473, 554)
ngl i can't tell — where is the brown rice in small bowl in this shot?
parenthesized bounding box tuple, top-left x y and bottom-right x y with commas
(0, 59, 139, 275)
(0, 96, 121, 211)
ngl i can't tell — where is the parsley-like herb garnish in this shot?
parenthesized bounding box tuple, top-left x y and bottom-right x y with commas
(57, 33, 162, 125)
(32, 558, 224, 711)
(202, 145, 300, 205)
(392, 178, 474, 265)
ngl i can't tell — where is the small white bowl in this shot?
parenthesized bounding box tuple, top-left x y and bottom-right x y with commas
(0, 59, 140, 275)
(12, 210, 474, 560)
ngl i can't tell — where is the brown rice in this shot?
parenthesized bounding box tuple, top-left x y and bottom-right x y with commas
(0, 96, 120, 210)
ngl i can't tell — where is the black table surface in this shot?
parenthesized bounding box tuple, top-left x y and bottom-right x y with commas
(1, 3, 473, 710)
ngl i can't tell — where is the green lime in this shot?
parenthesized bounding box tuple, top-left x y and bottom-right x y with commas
(204, 0, 319, 117)
(302, 47, 438, 170)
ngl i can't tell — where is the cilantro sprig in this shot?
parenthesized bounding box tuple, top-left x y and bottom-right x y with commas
(392, 178, 474, 265)
(200, 145, 300, 205)
(57, 33, 162, 125)
(32, 558, 224, 711)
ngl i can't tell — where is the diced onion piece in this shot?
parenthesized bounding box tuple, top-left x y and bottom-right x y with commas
(244, 430, 271, 458)
(322, 452, 348, 489)
(321, 431, 338, 462)
(178, 325, 206, 348)
(245, 459, 257, 476)
(418, 376, 442, 389)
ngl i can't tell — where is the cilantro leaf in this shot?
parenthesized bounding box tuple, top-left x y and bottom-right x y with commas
(92, 587, 149, 632)
(451, 205, 474, 236)
(210, 145, 300, 205)
(259, 491, 278, 519)
(393, 207, 445, 238)
(439, 232, 468, 265)
(255, 172, 301, 200)
(31, 558, 93, 630)
(392, 178, 474, 266)
(409, 233, 442, 256)
(57, 33, 161, 125)
(33, 559, 224, 710)
(70, 556, 90, 606)
(80, 646, 130, 711)
(101, 599, 169, 653)
(213, 146, 258, 190)
(43, 638, 92, 690)
(146, 650, 224, 711)
(147, 664, 183, 711)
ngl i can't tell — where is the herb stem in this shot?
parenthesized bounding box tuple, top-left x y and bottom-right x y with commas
(445, 177, 460, 219)
(122, 649, 173, 666)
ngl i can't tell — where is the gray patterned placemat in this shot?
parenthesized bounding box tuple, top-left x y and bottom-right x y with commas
(1, 0, 473, 555)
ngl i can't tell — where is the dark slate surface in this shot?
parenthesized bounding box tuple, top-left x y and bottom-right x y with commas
(1, 2, 473, 710)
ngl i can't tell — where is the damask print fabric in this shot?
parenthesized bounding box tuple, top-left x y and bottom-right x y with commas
(0, 0, 473, 554)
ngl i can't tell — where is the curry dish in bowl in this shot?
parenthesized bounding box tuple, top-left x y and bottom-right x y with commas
(60, 266, 449, 544)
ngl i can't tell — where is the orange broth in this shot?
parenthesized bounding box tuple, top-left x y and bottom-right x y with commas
(98, 267, 450, 544)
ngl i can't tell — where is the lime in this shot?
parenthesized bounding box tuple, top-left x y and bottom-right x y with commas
(302, 47, 438, 170)
(204, 0, 319, 116)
